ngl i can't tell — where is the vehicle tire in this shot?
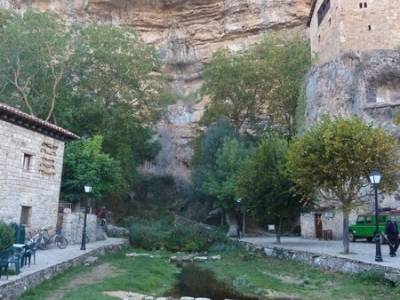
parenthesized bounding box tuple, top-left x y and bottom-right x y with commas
(56, 236, 68, 249)
(366, 237, 373, 242)
(349, 232, 357, 242)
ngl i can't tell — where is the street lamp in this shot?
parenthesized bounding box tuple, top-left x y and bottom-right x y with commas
(369, 170, 382, 262)
(81, 183, 92, 251)
(236, 198, 245, 237)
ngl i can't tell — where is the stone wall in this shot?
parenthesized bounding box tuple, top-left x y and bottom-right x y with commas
(0, 119, 65, 231)
(310, 0, 400, 64)
(61, 211, 105, 244)
(301, 209, 360, 240)
(242, 240, 398, 275)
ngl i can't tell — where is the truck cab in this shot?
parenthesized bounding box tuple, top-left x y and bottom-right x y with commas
(349, 213, 400, 242)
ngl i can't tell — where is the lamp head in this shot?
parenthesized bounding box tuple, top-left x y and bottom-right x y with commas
(369, 170, 382, 185)
(84, 183, 93, 193)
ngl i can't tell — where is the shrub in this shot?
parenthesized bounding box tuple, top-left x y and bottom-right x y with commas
(0, 221, 14, 251)
(127, 216, 227, 252)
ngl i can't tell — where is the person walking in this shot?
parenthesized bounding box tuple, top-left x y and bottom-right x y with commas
(385, 216, 400, 257)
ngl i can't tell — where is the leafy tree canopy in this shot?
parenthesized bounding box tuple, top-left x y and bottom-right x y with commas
(203, 137, 250, 211)
(0, 10, 166, 201)
(286, 117, 400, 253)
(201, 34, 310, 138)
(237, 134, 312, 242)
(61, 135, 123, 204)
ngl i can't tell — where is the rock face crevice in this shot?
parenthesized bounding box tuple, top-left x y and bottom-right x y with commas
(1, 0, 311, 183)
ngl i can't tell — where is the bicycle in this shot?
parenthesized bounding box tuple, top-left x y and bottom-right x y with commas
(33, 228, 68, 250)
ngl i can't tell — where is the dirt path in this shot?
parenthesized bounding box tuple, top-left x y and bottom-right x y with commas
(45, 263, 123, 300)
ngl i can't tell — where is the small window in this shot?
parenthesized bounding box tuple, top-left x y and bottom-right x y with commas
(368, 25, 372, 31)
(23, 153, 32, 171)
(20, 206, 32, 226)
(364, 2, 367, 8)
(359, 2, 363, 8)
(357, 216, 365, 224)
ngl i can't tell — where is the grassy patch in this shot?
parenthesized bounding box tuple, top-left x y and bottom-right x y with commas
(204, 247, 400, 300)
(21, 249, 179, 300)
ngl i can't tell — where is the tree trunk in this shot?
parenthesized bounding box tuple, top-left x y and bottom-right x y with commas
(226, 211, 239, 238)
(343, 209, 350, 254)
(220, 210, 225, 226)
(242, 211, 246, 236)
(276, 217, 282, 244)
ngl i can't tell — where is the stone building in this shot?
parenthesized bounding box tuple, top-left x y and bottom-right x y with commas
(309, 0, 400, 64)
(0, 103, 78, 231)
(302, 0, 400, 239)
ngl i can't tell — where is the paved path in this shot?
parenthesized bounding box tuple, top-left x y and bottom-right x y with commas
(0, 238, 127, 287)
(241, 236, 400, 270)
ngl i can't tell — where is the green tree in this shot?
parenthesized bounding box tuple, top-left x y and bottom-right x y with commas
(190, 119, 237, 203)
(61, 135, 122, 204)
(0, 11, 165, 203)
(201, 35, 310, 138)
(70, 24, 166, 124)
(286, 117, 400, 253)
(203, 137, 250, 235)
(237, 135, 311, 243)
(0, 11, 70, 121)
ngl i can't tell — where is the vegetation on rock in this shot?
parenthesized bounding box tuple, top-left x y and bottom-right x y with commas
(201, 35, 311, 138)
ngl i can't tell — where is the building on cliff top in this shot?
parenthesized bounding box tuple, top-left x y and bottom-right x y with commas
(0, 103, 78, 232)
(309, 0, 400, 64)
(302, 0, 400, 240)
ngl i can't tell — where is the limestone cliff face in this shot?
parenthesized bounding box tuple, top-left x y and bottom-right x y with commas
(305, 50, 400, 137)
(2, 0, 311, 183)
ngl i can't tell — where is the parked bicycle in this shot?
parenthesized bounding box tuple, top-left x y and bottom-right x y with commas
(32, 228, 68, 250)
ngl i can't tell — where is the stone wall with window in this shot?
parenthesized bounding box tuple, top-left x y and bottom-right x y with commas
(310, 0, 400, 64)
(0, 119, 65, 232)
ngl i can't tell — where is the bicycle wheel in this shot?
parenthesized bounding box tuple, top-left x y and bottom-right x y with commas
(56, 235, 68, 249)
(37, 237, 48, 250)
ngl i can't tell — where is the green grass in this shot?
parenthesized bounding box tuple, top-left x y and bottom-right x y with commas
(20, 247, 400, 300)
(21, 249, 179, 300)
(204, 248, 400, 300)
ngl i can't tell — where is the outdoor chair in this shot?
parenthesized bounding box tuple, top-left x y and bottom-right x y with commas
(0, 247, 21, 279)
(24, 241, 37, 265)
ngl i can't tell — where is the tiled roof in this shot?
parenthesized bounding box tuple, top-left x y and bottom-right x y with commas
(0, 103, 79, 141)
(308, 0, 318, 27)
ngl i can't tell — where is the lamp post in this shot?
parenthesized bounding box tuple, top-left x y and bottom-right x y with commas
(81, 183, 92, 251)
(369, 170, 383, 262)
(236, 198, 246, 236)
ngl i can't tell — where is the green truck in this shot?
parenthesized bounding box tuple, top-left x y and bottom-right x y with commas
(349, 213, 400, 242)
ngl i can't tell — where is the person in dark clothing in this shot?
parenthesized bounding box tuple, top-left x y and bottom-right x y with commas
(385, 216, 400, 257)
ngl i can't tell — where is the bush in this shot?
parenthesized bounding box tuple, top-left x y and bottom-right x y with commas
(127, 216, 227, 252)
(0, 221, 14, 251)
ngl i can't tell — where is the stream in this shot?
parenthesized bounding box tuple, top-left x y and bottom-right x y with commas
(166, 264, 297, 300)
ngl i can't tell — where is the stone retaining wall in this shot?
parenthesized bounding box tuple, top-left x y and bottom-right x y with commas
(241, 241, 398, 275)
(0, 240, 129, 300)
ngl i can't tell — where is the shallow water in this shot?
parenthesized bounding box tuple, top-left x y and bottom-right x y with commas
(166, 263, 295, 300)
